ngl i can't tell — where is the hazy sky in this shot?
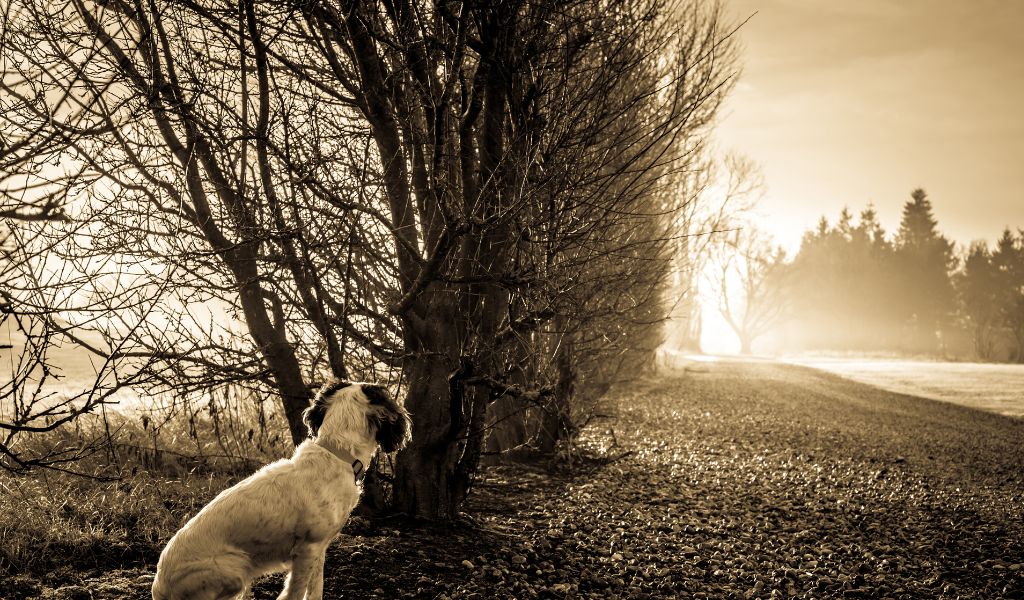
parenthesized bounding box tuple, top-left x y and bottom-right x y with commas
(716, 0, 1024, 253)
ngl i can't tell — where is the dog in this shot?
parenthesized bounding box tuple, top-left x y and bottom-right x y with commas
(152, 381, 411, 600)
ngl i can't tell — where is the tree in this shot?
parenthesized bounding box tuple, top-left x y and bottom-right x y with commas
(893, 189, 956, 352)
(0, 0, 735, 518)
(958, 241, 1002, 360)
(712, 225, 788, 354)
(665, 152, 763, 353)
(992, 229, 1024, 361)
(784, 204, 902, 352)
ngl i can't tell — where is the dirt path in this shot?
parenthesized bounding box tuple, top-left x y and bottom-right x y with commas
(12, 360, 1024, 599)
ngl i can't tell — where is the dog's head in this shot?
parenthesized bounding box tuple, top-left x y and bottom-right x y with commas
(303, 380, 411, 453)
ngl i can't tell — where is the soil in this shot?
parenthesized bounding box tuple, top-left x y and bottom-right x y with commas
(6, 359, 1024, 599)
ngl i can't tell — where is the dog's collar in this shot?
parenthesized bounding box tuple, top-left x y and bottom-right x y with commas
(315, 440, 365, 483)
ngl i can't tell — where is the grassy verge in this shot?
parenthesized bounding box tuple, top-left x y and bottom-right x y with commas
(1, 394, 285, 583)
(0, 468, 234, 577)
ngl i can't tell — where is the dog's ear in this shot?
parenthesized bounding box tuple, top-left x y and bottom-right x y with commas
(302, 399, 328, 438)
(361, 384, 390, 407)
(317, 379, 352, 401)
(361, 384, 411, 453)
(371, 407, 412, 453)
(304, 380, 352, 438)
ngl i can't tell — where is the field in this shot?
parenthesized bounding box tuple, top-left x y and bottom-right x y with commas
(3, 359, 1022, 599)
(0, 333, 143, 409)
(787, 357, 1024, 418)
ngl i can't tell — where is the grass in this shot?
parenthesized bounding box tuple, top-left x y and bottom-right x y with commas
(0, 464, 234, 578)
(0, 387, 290, 580)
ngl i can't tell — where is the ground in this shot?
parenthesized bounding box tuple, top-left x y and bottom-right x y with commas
(4, 360, 1023, 599)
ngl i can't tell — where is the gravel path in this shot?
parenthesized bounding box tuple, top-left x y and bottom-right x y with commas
(12, 359, 1023, 599)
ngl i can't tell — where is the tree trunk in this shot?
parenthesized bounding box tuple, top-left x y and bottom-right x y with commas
(483, 396, 529, 461)
(972, 321, 995, 361)
(681, 307, 704, 353)
(483, 316, 531, 461)
(393, 301, 467, 520)
(538, 330, 574, 455)
(394, 353, 459, 519)
(469, 19, 525, 463)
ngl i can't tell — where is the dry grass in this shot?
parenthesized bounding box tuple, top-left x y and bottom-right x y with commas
(1, 387, 292, 578)
(0, 468, 230, 577)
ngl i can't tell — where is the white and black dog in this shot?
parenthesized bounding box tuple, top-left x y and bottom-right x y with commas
(152, 381, 411, 600)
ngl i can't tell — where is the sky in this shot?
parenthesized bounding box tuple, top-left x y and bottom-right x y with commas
(715, 0, 1024, 254)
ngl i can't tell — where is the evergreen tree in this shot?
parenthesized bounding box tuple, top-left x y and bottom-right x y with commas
(958, 242, 1002, 360)
(992, 229, 1024, 361)
(786, 208, 900, 351)
(893, 189, 956, 352)
(858, 205, 889, 248)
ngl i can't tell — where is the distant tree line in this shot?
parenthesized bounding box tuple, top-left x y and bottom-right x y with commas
(959, 230, 1024, 361)
(776, 189, 1024, 361)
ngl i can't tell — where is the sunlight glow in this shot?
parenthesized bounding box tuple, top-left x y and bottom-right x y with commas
(697, 259, 741, 354)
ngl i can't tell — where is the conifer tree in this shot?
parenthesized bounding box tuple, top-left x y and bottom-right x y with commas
(893, 189, 956, 352)
(958, 242, 1002, 360)
(992, 229, 1024, 361)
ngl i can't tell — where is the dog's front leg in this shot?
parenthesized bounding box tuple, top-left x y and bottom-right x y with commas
(303, 543, 329, 600)
(278, 545, 320, 600)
